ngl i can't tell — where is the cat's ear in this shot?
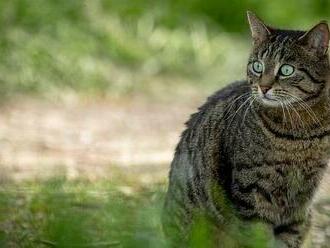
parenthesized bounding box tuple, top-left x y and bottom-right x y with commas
(298, 21, 329, 56)
(247, 11, 271, 45)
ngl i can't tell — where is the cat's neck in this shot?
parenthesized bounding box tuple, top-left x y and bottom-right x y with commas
(257, 95, 330, 133)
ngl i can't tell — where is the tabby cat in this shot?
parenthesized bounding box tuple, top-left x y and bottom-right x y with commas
(163, 11, 330, 248)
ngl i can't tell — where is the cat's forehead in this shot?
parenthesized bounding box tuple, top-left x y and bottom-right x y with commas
(253, 29, 307, 62)
(261, 30, 306, 50)
(270, 29, 306, 40)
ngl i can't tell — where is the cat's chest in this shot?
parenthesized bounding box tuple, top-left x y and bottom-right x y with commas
(230, 117, 330, 164)
(228, 130, 329, 224)
(230, 131, 329, 194)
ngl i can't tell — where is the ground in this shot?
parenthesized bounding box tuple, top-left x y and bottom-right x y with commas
(1, 97, 330, 247)
(0, 96, 199, 182)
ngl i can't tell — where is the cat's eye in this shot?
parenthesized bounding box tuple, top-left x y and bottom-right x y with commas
(279, 64, 295, 77)
(252, 61, 263, 74)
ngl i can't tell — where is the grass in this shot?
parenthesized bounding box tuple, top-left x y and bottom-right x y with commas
(0, 168, 273, 248)
(0, 177, 275, 248)
(0, 177, 168, 248)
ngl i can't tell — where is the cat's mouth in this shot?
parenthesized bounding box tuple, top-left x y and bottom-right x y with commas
(259, 97, 280, 107)
(258, 94, 300, 108)
(252, 87, 298, 107)
(258, 88, 281, 107)
(263, 94, 277, 101)
(257, 93, 282, 107)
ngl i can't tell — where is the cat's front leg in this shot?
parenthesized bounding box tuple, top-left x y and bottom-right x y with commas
(273, 217, 311, 248)
(272, 239, 288, 248)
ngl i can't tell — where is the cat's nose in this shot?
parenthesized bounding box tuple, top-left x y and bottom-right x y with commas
(260, 86, 271, 94)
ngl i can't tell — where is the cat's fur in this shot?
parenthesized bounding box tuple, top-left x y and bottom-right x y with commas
(163, 12, 330, 248)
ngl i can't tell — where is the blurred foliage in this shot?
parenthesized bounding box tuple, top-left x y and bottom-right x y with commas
(0, 178, 274, 247)
(0, 0, 328, 99)
(0, 178, 167, 247)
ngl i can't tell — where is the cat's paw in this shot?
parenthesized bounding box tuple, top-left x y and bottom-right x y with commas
(269, 239, 288, 248)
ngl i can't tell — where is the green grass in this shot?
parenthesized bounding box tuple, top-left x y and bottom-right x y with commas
(0, 178, 168, 247)
(0, 177, 276, 248)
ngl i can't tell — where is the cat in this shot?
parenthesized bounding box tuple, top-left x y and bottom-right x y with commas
(163, 11, 330, 248)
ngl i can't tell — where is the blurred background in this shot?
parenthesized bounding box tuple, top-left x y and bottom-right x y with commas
(1, 0, 330, 247)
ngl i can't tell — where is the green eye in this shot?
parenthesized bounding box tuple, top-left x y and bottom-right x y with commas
(280, 64, 294, 76)
(252, 61, 263, 74)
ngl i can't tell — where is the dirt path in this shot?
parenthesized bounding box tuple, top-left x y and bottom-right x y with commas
(0, 97, 200, 182)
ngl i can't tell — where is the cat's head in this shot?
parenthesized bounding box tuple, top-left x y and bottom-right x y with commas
(247, 11, 329, 108)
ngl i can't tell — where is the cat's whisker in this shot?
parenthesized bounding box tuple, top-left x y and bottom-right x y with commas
(280, 92, 323, 128)
(287, 101, 305, 129)
(277, 94, 305, 129)
(283, 100, 296, 131)
(224, 92, 251, 120)
(294, 98, 322, 127)
(228, 95, 253, 126)
(277, 93, 313, 125)
(279, 100, 287, 127)
(242, 95, 257, 125)
(276, 95, 296, 129)
(296, 101, 321, 127)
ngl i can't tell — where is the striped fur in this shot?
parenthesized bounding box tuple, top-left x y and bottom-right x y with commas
(163, 14, 330, 248)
